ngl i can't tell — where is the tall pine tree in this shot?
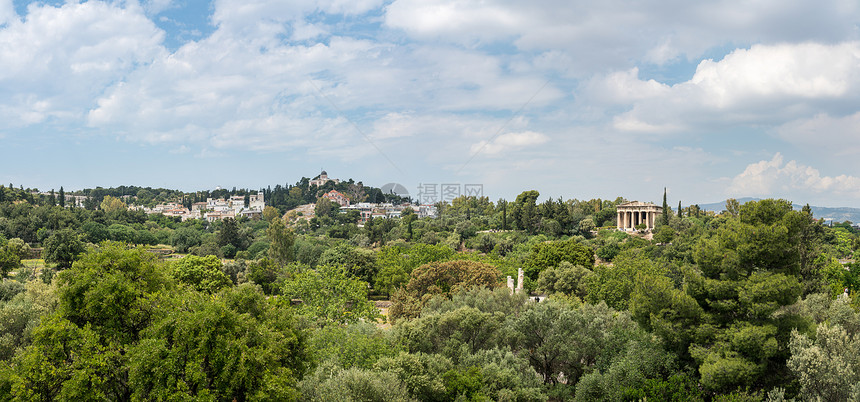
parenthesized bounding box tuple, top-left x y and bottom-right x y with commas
(662, 188, 669, 225)
(678, 200, 682, 218)
(58, 186, 65, 208)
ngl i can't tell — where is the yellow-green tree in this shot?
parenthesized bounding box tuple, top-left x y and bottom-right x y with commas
(267, 218, 295, 265)
(99, 195, 126, 214)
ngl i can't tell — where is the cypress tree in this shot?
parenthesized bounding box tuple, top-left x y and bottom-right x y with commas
(500, 199, 508, 230)
(0, 185, 5, 203)
(58, 187, 65, 208)
(678, 200, 682, 218)
(662, 188, 669, 225)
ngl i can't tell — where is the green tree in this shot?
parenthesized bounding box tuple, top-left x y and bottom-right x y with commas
(374, 352, 453, 401)
(282, 265, 379, 325)
(315, 197, 334, 218)
(725, 198, 740, 217)
(401, 207, 417, 240)
(679, 199, 813, 393)
(586, 249, 665, 310)
(80, 221, 109, 243)
(246, 257, 287, 295)
(43, 229, 85, 269)
(573, 333, 679, 402)
(394, 306, 506, 359)
(268, 218, 295, 265)
(308, 322, 400, 370)
(300, 364, 414, 402)
(0, 280, 58, 361)
(128, 286, 306, 401)
(788, 323, 860, 401)
(508, 300, 647, 386)
(512, 191, 540, 233)
(525, 238, 595, 282)
(629, 269, 703, 358)
(218, 217, 241, 249)
(390, 260, 500, 321)
(263, 205, 281, 222)
(172, 254, 232, 294)
(100, 195, 127, 214)
(457, 348, 546, 401)
(653, 225, 675, 244)
(319, 243, 378, 287)
(374, 243, 455, 297)
(499, 199, 508, 230)
(536, 261, 592, 299)
(8, 315, 123, 401)
(662, 187, 669, 226)
(578, 217, 596, 235)
(107, 223, 136, 243)
(0, 247, 20, 278)
(169, 226, 202, 253)
(406, 260, 499, 297)
(56, 242, 171, 344)
(58, 186, 65, 208)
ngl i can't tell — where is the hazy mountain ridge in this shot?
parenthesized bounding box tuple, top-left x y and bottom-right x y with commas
(698, 197, 860, 223)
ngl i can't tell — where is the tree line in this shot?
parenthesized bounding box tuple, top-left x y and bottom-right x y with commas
(0, 183, 859, 400)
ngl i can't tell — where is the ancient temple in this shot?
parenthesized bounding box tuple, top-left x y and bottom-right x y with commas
(616, 201, 661, 231)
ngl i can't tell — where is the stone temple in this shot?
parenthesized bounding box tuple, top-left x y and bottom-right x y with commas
(616, 201, 661, 231)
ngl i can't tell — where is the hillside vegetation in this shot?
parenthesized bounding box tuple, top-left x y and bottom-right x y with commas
(0, 183, 858, 401)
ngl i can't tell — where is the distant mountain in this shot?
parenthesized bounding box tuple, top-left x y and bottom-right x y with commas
(697, 197, 860, 223)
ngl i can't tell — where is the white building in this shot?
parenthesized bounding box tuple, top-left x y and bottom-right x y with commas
(229, 196, 245, 213)
(309, 170, 340, 187)
(249, 192, 265, 210)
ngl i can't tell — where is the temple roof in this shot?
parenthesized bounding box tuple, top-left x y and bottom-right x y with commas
(617, 201, 660, 208)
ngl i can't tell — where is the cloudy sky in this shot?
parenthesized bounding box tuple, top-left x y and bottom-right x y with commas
(1, 0, 860, 207)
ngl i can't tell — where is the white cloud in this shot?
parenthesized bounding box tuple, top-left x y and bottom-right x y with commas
(212, 0, 383, 35)
(597, 42, 860, 133)
(689, 42, 858, 105)
(775, 112, 860, 156)
(0, 0, 15, 26)
(84, 5, 561, 153)
(728, 153, 860, 198)
(0, 1, 164, 128)
(2, 0, 859, 207)
(469, 131, 549, 156)
(143, 0, 174, 15)
(385, 0, 860, 74)
(385, 0, 522, 43)
(611, 116, 680, 133)
(585, 67, 669, 105)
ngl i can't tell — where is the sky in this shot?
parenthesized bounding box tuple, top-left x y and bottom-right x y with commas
(1, 0, 860, 207)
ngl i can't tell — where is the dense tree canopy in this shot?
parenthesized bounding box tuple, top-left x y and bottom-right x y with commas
(0, 183, 858, 401)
